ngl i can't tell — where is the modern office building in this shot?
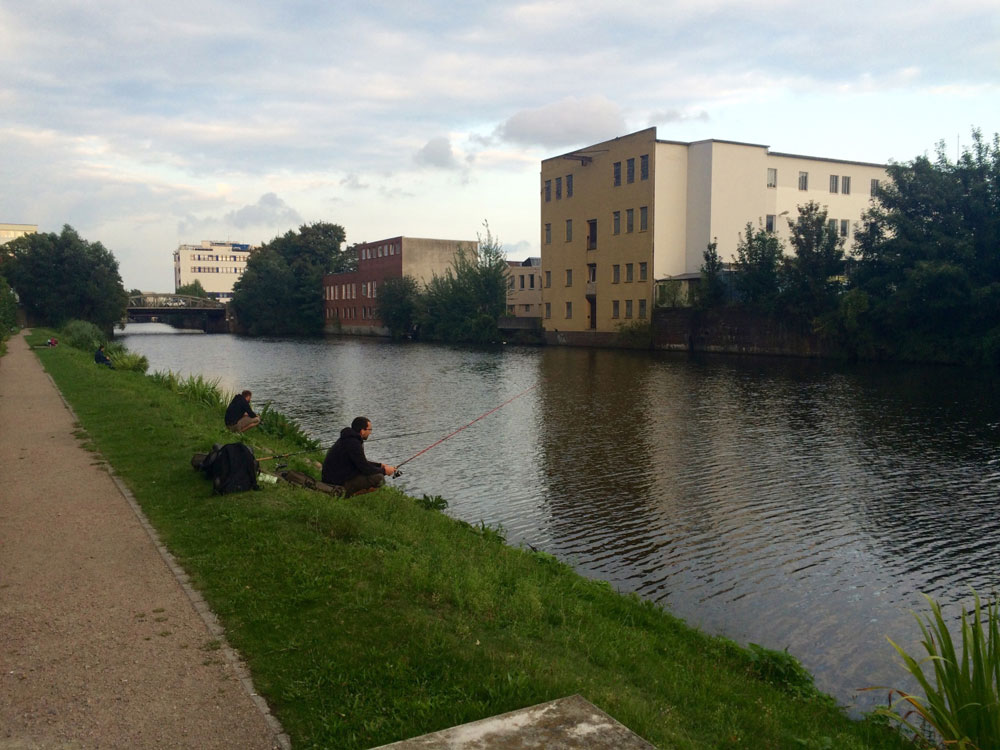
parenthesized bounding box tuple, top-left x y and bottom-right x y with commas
(506, 257, 542, 318)
(173, 241, 254, 301)
(0, 223, 38, 245)
(323, 236, 476, 335)
(539, 127, 888, 337)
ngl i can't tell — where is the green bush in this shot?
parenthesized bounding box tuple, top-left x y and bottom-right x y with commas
(61, 319, 104, 352)
(255, 401, 319, 450)
(105, 342, 149, 373)
(881, 591, 1000, 749)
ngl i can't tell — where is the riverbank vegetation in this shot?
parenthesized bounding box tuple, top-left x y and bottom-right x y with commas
(697, 130, 1000, 366)
(27, 328, 915, 749)
(377, 222, 509, 344)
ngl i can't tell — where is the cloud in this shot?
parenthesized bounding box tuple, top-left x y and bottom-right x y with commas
(649, 109, 710, 126)
(496, 96, 627, 148)
(414, 136, 462, 169)
(340, 174, 370, 190)
(177, 193, 302, 235)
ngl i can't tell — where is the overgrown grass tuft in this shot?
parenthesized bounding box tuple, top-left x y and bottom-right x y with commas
(60, 319, 104, 351)
(26, 328, 916, 750)
(881, 591, 1000, 749)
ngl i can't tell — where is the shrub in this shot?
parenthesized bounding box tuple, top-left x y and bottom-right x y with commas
(254, 401, 319, 450)
(880, 591, 1000, 749)
(61, 320, 104, 352)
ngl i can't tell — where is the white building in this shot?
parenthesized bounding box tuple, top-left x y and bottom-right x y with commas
(173, 241, 255, 301)
(0, 223, 38, 245)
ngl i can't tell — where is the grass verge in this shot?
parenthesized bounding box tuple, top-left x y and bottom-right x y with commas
(27, 329, 913, 750)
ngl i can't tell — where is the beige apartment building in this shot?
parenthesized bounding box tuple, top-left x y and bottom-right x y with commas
(324, 236, 476, 335)
(506, 257, 542, 317)
(0, 223, 38, 245)
(173, 241, 255, 301)
(539, 127, 888, 336)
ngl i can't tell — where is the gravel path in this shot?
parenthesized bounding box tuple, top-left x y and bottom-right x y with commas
(0, 332, 288, 749)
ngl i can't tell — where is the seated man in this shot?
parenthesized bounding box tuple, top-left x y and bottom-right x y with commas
(94, 344, 113, 368)
(322, 416, 396, 497)
(225, 390, 261, 433)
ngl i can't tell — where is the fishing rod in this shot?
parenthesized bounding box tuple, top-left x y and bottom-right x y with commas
(258, 447, 324, 462)
(392, 383, 540, 474)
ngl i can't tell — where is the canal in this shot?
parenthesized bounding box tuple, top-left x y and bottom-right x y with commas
(118, 323, 1000, 713)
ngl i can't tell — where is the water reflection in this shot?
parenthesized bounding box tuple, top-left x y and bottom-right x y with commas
(118, 323, 1000, 712)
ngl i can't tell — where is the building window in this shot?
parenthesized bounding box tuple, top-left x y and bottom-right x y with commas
(640, 205, 648, 232)
(840, 219, 849, 237)
(766, 214, 776, 232)
(587, 219, 597, 250)
(639, 262, 647, 281)
(828, 218, 837, 233)
(613, 161, 621, 186)
(767, 167, 777, 188)
(830, 175, 839, 193)
(626, 263, 634, 282)
(545, 223, 551, 244)
(555, 176, 562, 200)
(587, 263, 596, 282)
(566, 174, 573, 198)
(519, 274, 525, 289)
(625, 299, 633, 318)
(508, 276, 515, 289)
(544, 180, 551, 202)
(545, 270, 551, 288)
(613, 211, 621, 235)
(798, 171, 809, 191)
(871, 178, 880, 195)
(612, 264, 620, 283)
(638, 299, 647, 319)
(842, 176, 851, 195)
(565, 301, 572, 318)
(545, 302, 551, 319)
(529, 274, 535, 289)
(565, 219, 572, 242)
(612, 300, 620, 318)
(626, 158, 635, 184)
(626, 208, 634, 233)
(522, 304, 531, 312)
(507, 305, 515, 314)
(640, 154, 649, 180)
(565, 269, 573, 286)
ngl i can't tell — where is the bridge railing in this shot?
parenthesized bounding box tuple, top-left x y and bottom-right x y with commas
(127, 294, 226, 310)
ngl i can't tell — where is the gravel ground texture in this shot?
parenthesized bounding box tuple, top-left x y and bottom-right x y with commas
(0, 332, 287, 750)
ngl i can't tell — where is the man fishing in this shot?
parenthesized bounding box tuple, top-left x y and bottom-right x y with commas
(225, 389, 261, 433)
(322, 417, 396, 497)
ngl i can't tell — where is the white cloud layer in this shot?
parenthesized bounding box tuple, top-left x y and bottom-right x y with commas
(0, 0, 997, 289)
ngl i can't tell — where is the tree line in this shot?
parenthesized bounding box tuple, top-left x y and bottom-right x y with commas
(695, 130, 1000, 366)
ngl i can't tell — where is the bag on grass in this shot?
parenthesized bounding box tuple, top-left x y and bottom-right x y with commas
(204, 443, 259, 495)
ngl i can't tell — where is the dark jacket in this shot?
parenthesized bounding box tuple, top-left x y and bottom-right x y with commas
(225, 394, 257, 426)
(322, 427, 383, 485)
(95, 348, 113, 366)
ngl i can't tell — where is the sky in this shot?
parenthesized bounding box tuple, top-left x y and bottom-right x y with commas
(2, 0, 998, 292)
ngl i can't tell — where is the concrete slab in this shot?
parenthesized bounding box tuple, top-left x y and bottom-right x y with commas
(371, 694, 655, 749)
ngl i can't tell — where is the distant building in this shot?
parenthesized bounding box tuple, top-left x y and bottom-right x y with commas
(173, 241, 255, 301)
(540, 127, 888, 338)
(0, 223, 38, 245)
(323, 236, 477, 335)
(506, 257, 542, 318)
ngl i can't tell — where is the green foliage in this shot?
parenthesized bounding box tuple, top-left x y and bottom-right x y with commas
(732, 222, 785, 311)
(784, 201, 846, 319)
(174, 279, 210, 298)
(420, 222, 509, 344)
(697, 239, 727, 308)
(656, 279, 684, 308)
(254, 401, 320, 450)
(231, 222, 349, 336)
(0, 274, 19, 337)
(880, 591, 1000, 749)
(746, 643, 823, 701)
(3, 225, 128, 331)
(61, 319, 105, 351)
(105, 341, 149, 373)
(376, 275, 422, 338)
(416, 494, 449, 511)
(150, 370, 226, 407)
(615, 320, 652, 348)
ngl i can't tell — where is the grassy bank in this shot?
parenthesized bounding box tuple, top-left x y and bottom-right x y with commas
(26, 330, 912, 749)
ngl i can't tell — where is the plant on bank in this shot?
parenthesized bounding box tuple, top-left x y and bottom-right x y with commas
(879, 590, 1000, 749)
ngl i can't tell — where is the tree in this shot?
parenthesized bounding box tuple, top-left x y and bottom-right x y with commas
(376, 275, 422, 338)
(697, 239, 726, 307)
(175, 279, 210, 298)
(231, 222, 348, 336)
(3, 225, 127, 331)
(732, 222, 784, 311)
(783, 201, 846, 319)
(0, 274, 18, 335)
(421, 222, 509, 344)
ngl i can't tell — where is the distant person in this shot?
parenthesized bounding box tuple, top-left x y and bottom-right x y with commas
(94, 344, 113, 368)
(47, 337, 58, 347)
(322, 416, 396, 497)
(225, 390, 261, 433)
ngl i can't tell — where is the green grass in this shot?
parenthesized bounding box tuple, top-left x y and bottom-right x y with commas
(26, 329, 914, 750)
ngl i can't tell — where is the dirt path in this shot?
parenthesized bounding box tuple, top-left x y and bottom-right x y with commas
(0, 333, 288, 749)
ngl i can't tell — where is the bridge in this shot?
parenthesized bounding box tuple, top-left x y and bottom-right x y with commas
(125, 294, 229, 332)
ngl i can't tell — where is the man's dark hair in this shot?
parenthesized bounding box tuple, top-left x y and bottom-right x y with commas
(351, 416, 370, 433)
(242, 390, 252, 398)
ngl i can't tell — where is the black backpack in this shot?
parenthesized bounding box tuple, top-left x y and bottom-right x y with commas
(200, 443, 259, 495)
